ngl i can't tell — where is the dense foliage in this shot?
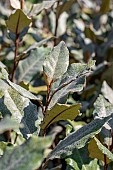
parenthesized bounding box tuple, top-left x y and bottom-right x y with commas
(0, 0, 113, 169)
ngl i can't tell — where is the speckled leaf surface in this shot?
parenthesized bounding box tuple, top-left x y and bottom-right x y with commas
(48, 116, 111, 160)
(48, 61, 95, 109)
(94, 94, 113, 118)
(101, 81, 113, 104)
(15, 47, 50, 83)
(48, 76, 85, 109)
(0, 78, 41, 138)
(0, 86, 39, 138)
(7, 80, 41, 102)
(0, 136, 53, 170)
(0, 117, 20, 134)
(43, 41, 69, 85)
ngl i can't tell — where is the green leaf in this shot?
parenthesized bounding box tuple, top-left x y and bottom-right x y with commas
(101, 81, 113, 104)
(82, 159, 99, 170)
(84, 26, 97, 43)
(0, 67, 8, 80)
(66, 145, 90, 170)
(6, 9, 31, 34)
(17, 37, 54, 61)
(41, 103, 81, 130)
(0, 66, 41, 102)
(49, 76, 85, 109)
(0, 142, 11, 156)
(15, 47, 50, 83)
(48, 61, 95, 108)
(29, 85, 47, 94)
(0, 67, 41, 104)
(0, 62, 6, 69)
(94, 94, 113, 118)
(10, 0, 20, 9)
(100, 0, 110, 14)
(0, 117, 20, 134)
(0, 136, 53, 170)
(66, 124, 73, 136)
(56, 0, 75, 19)
(94, 137, 113, 161)
(66, 158, 80, 170)
(7, 80, 41, 102)
(30, 0, 57, 16)
(48, 116, 111, 160)
(0, 79, 40, 138)
(88, 137, 111, 163)
(43, 41, 69, 85)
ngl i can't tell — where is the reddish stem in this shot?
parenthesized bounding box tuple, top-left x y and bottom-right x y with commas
(11, 34, 19, 82)
(20, 0, 24, 10)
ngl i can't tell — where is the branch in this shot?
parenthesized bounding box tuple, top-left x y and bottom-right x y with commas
(20, 0, 24, 10)
(11, 0, 24, 82)
(11, 33, 19, 82)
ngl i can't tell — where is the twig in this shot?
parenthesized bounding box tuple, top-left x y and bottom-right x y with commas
(44, 80, 54, 113)
(110, 129, 113, 151)
(11, 33, 19, 82)
(11, 0, 24, 81)
(9, 0, 25, 143)
(41, 160, 49, 170)
(54, 1, 60, 45)
(14, 133, 18, 144)
(20, 0, 24, 10)
(104, 154, 107, 170)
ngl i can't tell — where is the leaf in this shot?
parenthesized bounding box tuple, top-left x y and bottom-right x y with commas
(56, 0, 75, 19)
(84, 26, 97, 43)
(43, 41, 69, 85)
(0, 88, 38, 138)
(100, 0, 110, 14)
(0, 66, 8, 80)
(48, 61, 95, 108)
(88, 138, 111, 164)
(0, 79, 41, 138)
(15, 47, 50, 83)
(49, 76, 85, 109)
(94, 94, 113, 118)
(16, 37, 54, 61)
(66, 145, 90, 170)
(9, 27, 29, 42)
(66, 158, 80, 170)
(66, 124, 73, 136)
(94, 137, 113, 161)
(29, 85, 47, 94)
(101, 81, 113, 104)
(10, 0, 20, 9)
(0, 142, 11, 156)
(82, 159, 99, 170)
(48, 116, 111, 160)
(0, 62, 6, 68)
(30, 0, 57, 16)
(0, 136, 53, 170)
(6, 9, 31, 34)
(0, 117, 20, 134)
(7, 80, 41, 102)
(41, 103, 81, 130)
(0, 67, 41, 104)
